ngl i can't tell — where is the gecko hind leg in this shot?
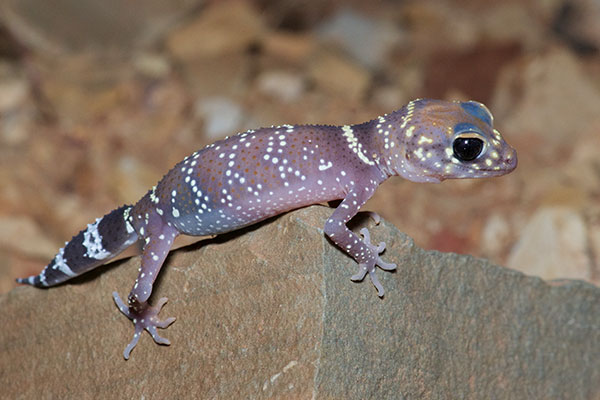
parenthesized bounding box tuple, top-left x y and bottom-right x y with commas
(113, 215, 179, 359)
(113, 293, 176, 359)
(351, 228, 396, 297)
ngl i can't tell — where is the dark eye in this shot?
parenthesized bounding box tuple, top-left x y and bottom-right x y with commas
(453, 137, 484, 161)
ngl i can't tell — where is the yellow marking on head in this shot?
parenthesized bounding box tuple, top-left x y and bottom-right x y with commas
(485, 159, 492, 167)
(406, 125, 416, 137)
(413, 147, 424, 160)
(490, 151, 499, 159)
(418, 135, 433, 145)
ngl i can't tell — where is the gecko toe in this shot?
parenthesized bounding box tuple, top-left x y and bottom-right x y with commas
(351, 263, 369, 281)
(113, 291, 132, 317)
(123, 331, 142, 360)
(365, 211, 381, 225)
(155, 297, 169, 309)
(368, 269, 385, 297)
(147, 326, 171, 345)
(377, 259, 396, 271)
(359, 228, 372, 242)
(155, 316, 177, 329)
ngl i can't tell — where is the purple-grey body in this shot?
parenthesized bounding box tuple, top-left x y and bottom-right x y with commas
(18, 99, 517, 359)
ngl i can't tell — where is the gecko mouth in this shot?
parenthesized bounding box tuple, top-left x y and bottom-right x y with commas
(463, 146, 518, 175)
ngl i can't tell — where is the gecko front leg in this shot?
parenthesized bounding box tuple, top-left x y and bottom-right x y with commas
(323, 177, 396, 297)
(112, 210, 179, 359)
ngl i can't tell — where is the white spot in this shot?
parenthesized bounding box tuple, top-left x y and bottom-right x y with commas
(418, 135, 433, 145)
(319, 161, 333, 171)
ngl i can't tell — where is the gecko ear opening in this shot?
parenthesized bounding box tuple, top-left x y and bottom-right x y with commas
(452, 136, 484, 162)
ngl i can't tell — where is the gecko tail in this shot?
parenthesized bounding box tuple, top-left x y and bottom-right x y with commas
(17, 205, 139, 288)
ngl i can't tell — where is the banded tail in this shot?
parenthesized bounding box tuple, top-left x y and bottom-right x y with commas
(17, 205, 139, 287)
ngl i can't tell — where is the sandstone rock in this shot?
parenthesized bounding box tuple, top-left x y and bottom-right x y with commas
(316, 7, 404, 68)
(1, 206, 599, 398)
(167, 1, 265, 61)
(564, 130, 600, 194)
(479, 3, 545, 50)
(0, 0, 202, 54)
(550, 0, 600, 54)
(132, 52, 171, 79)
(492, 48, 600, 142)
(255, 70, 306, 103)
(507, 206, 591, 281)
(583, 205, 600, 286)
(481, 212, 512, 259)
(194, 96, 246, 140)
(0, 76, 28, 113)
(308, 51, 371, 101)
(262, 32, 315, 64)
(0, 215, 57, 260)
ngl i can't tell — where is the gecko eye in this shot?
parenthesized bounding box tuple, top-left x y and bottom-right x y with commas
(453, 136, 484, 162)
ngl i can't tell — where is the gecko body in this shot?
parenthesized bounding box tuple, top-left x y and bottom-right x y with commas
(18, 99, 517, 359)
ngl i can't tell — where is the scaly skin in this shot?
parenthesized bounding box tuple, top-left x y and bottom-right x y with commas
(18, 99, 517, 359)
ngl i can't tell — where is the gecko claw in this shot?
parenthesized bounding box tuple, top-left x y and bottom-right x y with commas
(365, 211, 381, 225)
(112, 291, 176, 360)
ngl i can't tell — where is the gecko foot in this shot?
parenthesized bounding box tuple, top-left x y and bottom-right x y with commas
(112, 292, 176, 360)
(350, 228, 396, 297)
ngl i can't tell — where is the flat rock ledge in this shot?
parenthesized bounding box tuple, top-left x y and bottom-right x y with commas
(2, 206, 599, 399)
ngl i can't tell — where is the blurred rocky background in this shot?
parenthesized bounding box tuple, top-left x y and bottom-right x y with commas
(1, 0, 600, 293)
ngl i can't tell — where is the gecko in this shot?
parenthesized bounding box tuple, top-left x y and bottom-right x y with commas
(17, 99, 517, 359)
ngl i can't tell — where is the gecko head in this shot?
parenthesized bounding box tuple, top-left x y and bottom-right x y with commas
(390, 99, 517, 183)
